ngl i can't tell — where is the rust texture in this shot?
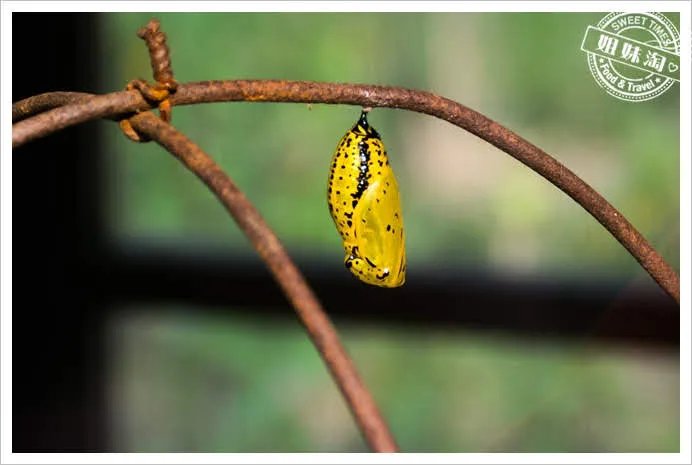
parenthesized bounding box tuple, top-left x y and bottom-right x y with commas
(12, 89, 146, 146)
(137, 18, 178, 93)
(12, 82, 681, 303)
(12, 92, 96, 123)
(124, 111, 400, 452)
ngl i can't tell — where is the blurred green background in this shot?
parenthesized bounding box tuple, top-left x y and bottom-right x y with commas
(100, 13, 680, 452)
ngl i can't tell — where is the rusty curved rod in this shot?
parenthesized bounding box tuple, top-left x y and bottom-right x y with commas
(11, 82, 680, 303)
(12, 91, 95, 122)
(124, 111, 399, 452)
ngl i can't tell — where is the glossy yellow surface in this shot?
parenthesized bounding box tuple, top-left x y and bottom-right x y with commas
(327, 111, 406, 287)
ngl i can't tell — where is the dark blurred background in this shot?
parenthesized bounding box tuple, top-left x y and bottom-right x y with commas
(13, 12, 679, 452)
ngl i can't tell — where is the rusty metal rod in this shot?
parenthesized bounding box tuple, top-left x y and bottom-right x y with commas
(123, 111, 399, 452)
(12, 83, 680, 303)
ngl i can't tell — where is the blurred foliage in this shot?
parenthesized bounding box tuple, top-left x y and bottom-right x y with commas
(101, 12, 679, 278)
(101, 13, 680, 452)
(109, 307, 679, 452)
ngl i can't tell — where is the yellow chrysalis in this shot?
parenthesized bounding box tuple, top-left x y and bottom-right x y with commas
(327, 110, 406, 287)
